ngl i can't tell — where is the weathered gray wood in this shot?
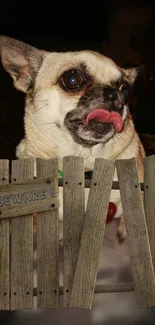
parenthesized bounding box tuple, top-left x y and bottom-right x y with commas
(116, 157, 155, 308)
(0, 178, 59, 219)
(0, 160, 10, 310)
(144, 155, 155, 270)
(11, 159, 35, 310)
(0, 179, 59, 219)
(69, 158, 115, 309)
(37, 158, 59, 308)
(63, 156, 85, 307)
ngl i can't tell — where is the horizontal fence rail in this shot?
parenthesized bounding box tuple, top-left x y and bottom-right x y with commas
(59, 179, 145, 190)
(7, 176, 145, 190)
(33, 282, 135, 296)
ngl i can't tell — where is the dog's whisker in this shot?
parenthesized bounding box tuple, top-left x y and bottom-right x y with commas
(41, 122, 59, 126)
(34, 99, 48, 103)
(35, 103, 48, 112)
(115, 133, 125, 142)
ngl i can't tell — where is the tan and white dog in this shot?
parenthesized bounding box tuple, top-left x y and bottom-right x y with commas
(0, 36, 145, 241)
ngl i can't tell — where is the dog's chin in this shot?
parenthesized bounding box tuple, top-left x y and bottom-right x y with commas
(65, 118, 122, 147)
(77, 121, 115, 144)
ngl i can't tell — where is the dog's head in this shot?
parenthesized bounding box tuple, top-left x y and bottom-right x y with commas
(0, 36, 143, 150)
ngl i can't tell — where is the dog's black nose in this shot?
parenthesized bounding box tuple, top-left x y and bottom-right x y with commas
(103, 87, 124, 104)
(109, 90, 126, 108)
(109, 92, 119, 101)
(102, 87, 126, 112)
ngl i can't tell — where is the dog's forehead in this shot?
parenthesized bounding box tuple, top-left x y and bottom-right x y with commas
(36, 50, 122, 88)
(77, 51, 122, 81)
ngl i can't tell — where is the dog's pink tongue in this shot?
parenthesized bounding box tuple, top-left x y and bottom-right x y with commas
(84, 109, 123, 133)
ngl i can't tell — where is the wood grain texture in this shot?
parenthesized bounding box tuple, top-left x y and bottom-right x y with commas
(0, 178, 59, 219)
(0, 160, 10, 310)
(11, 159, 35, 310)
(63, 156, 85, 307)
(116, 157, 155, 308)
(37, 158, 59, 309)
(144, 155, 155, 270)
(69, 158, 115, 309)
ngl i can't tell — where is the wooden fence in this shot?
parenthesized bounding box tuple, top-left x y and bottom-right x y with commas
(0, 155, 155, 311)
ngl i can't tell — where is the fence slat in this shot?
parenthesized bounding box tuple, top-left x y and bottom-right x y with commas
(37, 158, 59, 308)
(144, 155, 155, 270)
(0, 160, 10, 310)
(63, 156, 85, 307)
(116, 157, 155, 308)
(69, 158, 115, 309)
(11, 159, 35, 310)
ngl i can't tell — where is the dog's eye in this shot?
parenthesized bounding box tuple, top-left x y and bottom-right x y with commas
(60, 70, 86, 91)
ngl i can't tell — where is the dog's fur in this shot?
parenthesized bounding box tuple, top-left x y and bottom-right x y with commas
(0, 36, 145, 241)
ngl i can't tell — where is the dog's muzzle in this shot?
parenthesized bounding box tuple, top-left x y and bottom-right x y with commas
(64, 84, 129, 145)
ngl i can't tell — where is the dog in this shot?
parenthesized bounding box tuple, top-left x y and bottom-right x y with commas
(0, 36, 145, 241)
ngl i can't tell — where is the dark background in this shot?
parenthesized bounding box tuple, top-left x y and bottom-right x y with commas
(0, 0, 109, 50)
(0, 0, 155, 160)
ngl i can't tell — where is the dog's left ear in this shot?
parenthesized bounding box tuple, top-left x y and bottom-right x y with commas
(124, 65, 145, 84)
(0, 36, 45, 93)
